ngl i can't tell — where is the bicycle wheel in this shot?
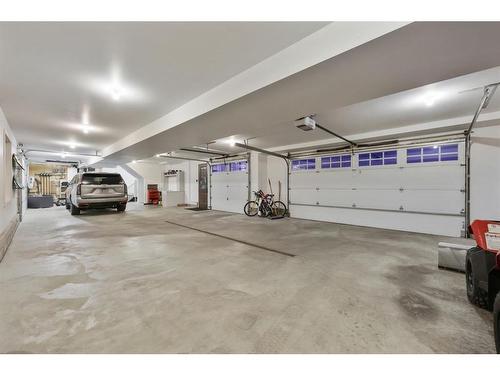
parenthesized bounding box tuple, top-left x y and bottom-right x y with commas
(244, 201, 259, 216)
(271, 201, 287, 218)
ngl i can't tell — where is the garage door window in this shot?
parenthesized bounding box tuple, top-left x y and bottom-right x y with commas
(211, 164, 227, 173)
(321, 154, 351, 169)
(358, 150, 397, 167)
(291, 158, 316, 171)
(229, 160, 247, 172)
(406, 144, 458, 163)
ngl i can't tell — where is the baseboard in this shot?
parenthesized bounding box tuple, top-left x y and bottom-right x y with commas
(0, 216, 19, 263)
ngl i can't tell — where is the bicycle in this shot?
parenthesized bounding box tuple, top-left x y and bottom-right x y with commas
(243, 190, 287, 218)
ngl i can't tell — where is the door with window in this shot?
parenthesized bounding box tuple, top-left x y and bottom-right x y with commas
(198, 164, 208, 210)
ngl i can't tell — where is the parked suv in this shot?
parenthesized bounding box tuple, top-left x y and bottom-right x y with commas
(65, 172, 128, 215)
(465, 220, 500, 353)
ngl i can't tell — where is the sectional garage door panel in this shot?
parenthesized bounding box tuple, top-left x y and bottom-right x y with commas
(402, 190, 464, 214)
(289, 142, 465, 236)
(401, 164, 464, 190)
(291, 205, 465, 237)
(352, 167, 404, 189)
(316, 189, 357, 207)
(210, 159, 249, 214)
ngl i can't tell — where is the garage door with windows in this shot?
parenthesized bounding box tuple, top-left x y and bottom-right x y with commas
(210, 158, 249, 214)
(289, 141, 465, 236)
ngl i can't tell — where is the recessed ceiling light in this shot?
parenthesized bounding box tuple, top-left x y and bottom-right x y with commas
(423, 93, 439, 107)
(132, 160, 137, 163)
(82, 126, 90, 134)
(69, 143, 76, 149)
(111, 87, 122, 101)
(155, 154, 161, 158)
(61, 152, 67, 159)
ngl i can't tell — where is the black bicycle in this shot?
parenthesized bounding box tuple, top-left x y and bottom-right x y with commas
(244, 190, 287, 218)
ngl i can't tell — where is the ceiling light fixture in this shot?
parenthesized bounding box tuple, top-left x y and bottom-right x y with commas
(225, 138, 236, 147)
(155, 154, 161, 158)
(111, 87, 122, 101)
(69, 143, 76, 149)
(82, 126, 90, 134)
(132, 160, 137, 164)
(423, 93, 439, 107)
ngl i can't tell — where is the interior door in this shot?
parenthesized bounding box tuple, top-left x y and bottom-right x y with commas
(198, 163, 208, 209)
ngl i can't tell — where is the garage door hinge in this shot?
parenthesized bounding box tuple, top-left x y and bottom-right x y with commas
(460, 188, 465, 193)
(352, 203, 356, 208)
(399, 205, 404, 211)
(316, 201, 319, 205)
(399, 187, 404, 192)
(316, 187, 319, 191)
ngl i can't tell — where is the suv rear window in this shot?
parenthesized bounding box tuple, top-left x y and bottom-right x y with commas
(82, 173, 123, 185)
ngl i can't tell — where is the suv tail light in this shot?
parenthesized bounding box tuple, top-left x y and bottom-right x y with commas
(76, 183, 81, 196)
(124, 184, 127, 196)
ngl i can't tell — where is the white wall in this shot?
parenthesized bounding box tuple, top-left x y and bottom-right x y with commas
(67, 167, 78, 182)
(162, 160, 200, 205)
(470, 124, 500, 222)
(0, 106, 17, 232)
(126, 162, 164, 202)
(0, 106, 25, 260)
(267, 156, 288, 201)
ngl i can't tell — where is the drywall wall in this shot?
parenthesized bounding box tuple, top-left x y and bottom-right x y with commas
(470, 124, 500, 222)
(162, 159, 200, 205)
(0, 106, 21, 260)
(127, 162, 164, 202)
(266, 156, 288, 201)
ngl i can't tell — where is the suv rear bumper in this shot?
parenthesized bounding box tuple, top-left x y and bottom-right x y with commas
(76, 196, 127, 209)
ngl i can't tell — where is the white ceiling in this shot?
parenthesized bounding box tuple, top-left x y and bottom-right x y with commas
(0, 21, 328, 157)
(96, 22, 500, 165)
(4, 22, 500, 167)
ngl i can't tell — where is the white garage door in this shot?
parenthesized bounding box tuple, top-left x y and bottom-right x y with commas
(211, 159, 249, 214)
(289, 141, 465, 236)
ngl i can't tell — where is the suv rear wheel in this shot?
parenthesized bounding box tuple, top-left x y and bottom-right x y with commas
(466, 259, 489, 309)
(70, 201, 80, 216)
(494, 293, 500, 354)
(117, 203, 126, 212)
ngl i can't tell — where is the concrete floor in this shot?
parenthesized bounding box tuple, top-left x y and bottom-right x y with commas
(0, 204, 495, 353)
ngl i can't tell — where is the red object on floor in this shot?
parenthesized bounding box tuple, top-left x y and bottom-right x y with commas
(469, 219, 500, 251)
(147, 188, 161, 205)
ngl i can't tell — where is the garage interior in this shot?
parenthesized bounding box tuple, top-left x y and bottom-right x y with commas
(1, 21, 500, 354)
